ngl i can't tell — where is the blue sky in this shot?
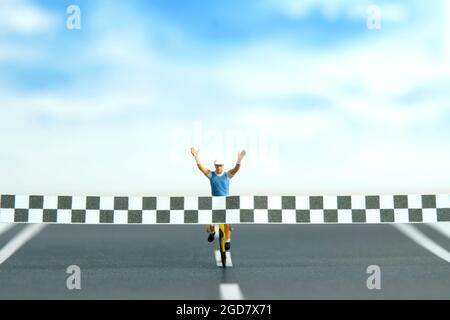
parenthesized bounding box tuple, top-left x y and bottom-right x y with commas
(0, 0, 449, 196)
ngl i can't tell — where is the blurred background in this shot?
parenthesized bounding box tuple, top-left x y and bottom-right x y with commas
(0, 0, 449, 196)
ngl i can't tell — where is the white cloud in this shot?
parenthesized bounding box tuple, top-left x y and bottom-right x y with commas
(0, 93, 155, 126)
(237, 109, 334, 140)
(0, 43, 45, 63)
(0, 0, 57, 34)
(213, 33, 450, 130)
(262, 0, 342, 19)
(263, 0, 408, 22)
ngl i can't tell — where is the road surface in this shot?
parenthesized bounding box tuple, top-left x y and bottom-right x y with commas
(0, 223, 449, 299)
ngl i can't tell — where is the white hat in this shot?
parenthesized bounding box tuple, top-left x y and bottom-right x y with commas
(214, 159, 224, 165)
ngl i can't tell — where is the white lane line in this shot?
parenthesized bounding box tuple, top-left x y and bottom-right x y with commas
(225, 252, 232, 267)
(0, 224, 15, 236)
(428, 222, 450, 240)
(220, 283, 244, 300)
(214, 250, 233, 267)
(0, 224, 47, 264)
(214, 250, 221, 267)
(394, 224, 450, 263)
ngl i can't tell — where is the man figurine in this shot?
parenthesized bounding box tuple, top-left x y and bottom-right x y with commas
(190, 147, 246, 250)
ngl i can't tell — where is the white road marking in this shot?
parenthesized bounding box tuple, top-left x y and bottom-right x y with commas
(214, 250, 221, 267)
(220, 283, 244, 300)
(428, 222, 450, 240)
(0, 224, 15, 236)
(215, 250, 233, 267)
(225, 251, 232, 267)
(214, 250, 233, 267)
(394, 224, 450, 263)
(0, 224, 46, 265)
(213, 224, 232, 267)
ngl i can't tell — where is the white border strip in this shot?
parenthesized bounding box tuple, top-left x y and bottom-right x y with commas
(394, 224, 450, 263)
(0, 224, 46, 264)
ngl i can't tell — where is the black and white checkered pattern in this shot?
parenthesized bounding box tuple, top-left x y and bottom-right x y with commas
(0, 194, 449, 224)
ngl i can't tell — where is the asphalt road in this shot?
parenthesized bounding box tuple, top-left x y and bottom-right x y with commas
(0, 223, 449, 299)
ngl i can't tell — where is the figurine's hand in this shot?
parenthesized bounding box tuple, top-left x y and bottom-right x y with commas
(237, 150, 246, 163)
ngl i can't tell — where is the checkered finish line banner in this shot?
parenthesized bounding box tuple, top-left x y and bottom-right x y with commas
(0, 194, 449, 225)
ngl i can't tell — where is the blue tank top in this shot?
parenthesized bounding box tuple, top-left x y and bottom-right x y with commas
(209, 172, 230, 196)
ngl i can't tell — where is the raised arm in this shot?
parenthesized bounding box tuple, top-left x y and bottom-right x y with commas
(190, 147, 210, 177)
(228, 150, 246, 177)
